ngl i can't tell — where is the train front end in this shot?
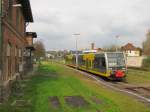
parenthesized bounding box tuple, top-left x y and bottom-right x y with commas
(106, 52, 127, 80)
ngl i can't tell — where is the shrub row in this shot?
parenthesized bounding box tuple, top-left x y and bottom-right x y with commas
(142, 57, 150, 70)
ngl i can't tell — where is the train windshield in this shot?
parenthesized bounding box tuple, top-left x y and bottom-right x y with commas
(107, 53, 125, 67)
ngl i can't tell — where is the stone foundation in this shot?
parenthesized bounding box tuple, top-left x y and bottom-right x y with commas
(0, 81, 11, 102)
(0, 73, 22, 103)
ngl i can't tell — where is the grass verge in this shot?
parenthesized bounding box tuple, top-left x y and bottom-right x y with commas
(0, 62, 150, 112)
(127, 69, 150, 86)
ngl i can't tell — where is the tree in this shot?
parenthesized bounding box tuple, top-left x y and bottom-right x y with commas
(34, 40, 46, 60)
(103, 45, 121, 52)
(143, 30, 150, 56)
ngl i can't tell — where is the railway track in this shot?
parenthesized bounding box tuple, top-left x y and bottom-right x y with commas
(67, 66, 150, 105)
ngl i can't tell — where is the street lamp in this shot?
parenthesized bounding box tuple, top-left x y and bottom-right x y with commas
(115, 35, 120, 52)
(73, 33, 80, 69)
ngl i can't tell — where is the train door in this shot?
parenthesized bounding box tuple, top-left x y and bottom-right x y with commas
(86, 59, 91, 69)
(94, 54, 106, 73)
(99, 57, 106, 73)
(88, 59, 94, 70)
(72, 55, 76, 65)
(86, 54, 95, 70)
(78, 55, 85, 67)
(85, 59, 88, 69)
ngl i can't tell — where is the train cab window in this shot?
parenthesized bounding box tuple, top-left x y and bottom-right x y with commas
(107, 53, 125, 68)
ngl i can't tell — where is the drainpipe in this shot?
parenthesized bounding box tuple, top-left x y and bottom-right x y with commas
(0, 0, 2, 79)
(0, 0, 3, 102)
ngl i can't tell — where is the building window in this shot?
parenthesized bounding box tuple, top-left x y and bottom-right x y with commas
(18, 48, 23, 72)
(6, 42, 12, 80)
(18, 48, 22, 58)
(8, 0, 13, 22)
(15, 46, 18, 72)
(16, 8, 20, 30)
(7, 43, 11, 56)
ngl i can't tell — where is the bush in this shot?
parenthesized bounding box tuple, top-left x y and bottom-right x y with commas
(142, 57, 150, 70)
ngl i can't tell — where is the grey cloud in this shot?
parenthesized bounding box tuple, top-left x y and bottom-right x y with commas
(28, 0, 150, 50)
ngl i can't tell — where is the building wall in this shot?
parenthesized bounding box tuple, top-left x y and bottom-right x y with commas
(2, 25, 24, 80)
(1, 0, 26, 79)
(0, 0, 26, 101)
(3, 0, 25, 33)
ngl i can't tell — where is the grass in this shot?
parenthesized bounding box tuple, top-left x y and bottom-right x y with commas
(127, 69, 150, 86)
(33, 62, 119, 112)
(0, 62, 150, 112)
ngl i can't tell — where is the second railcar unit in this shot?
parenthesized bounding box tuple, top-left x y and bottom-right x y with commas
(65, 52, 127, 80)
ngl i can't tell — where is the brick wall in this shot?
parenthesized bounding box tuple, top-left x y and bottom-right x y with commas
(0, 0, 27, 102)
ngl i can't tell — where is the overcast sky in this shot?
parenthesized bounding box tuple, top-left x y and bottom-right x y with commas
(27, 0, 150, 50)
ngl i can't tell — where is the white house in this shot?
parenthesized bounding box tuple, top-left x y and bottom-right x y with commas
(121, 43, 142, 57)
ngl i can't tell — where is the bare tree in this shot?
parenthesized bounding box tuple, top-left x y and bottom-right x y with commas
(103, 45, 120, 52)
(143, 30, 150, 56)
(34, 40, 46, 60)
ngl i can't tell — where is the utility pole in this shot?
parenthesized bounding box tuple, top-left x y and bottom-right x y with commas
(73, 33, 80, 69)
(115, 35, 120, 52)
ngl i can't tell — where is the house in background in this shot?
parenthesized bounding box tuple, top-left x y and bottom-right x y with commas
(121, 43, 142, 57)
(0, 0, 35, 102)
(97, 48, 104, 52)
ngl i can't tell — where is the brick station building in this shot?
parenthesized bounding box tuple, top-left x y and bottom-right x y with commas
(0, 0, 36, 102)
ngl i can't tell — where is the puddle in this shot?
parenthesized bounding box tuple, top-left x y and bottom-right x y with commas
(49, 96, 60, 108)
(64, 96, 89, 107)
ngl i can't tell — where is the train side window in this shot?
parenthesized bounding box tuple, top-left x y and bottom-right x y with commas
(78, 55, 83, 65)
(72, 56, 76, 64)
(94, 57, 99, 68)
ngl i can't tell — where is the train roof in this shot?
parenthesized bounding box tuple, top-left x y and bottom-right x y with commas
(66, 52, 124, 57)
(78, 52, 124, 55)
